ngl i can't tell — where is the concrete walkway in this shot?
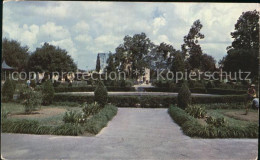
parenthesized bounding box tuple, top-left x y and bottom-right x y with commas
(1, 108, 258, 160)
(57, 92, 221, 97)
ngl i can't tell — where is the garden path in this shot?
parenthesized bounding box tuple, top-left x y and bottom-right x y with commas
(1, 108, 258, 159)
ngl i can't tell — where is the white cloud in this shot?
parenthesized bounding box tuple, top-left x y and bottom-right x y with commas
(3, 2, 259, 69)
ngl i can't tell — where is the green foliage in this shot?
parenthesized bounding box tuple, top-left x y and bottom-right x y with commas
(206, 116, 227, 127)
(168, 105, 258, 138)
(84, 104, 117, 134)
(62, 110, 82, 124)
(177, 83, 191, 109)
(30, 80, 36, 88)
(2, 38, 29, 71)
(2, 79, 16, 101)
(94, 81, 108, 107)
(221, 10, 259, 78)
(82, 103, 101, 118)
(206, 81, 215, 89)
(96, 54, 101, 72)
(22, 88, 42, 113)
(54, 94, 247, 107)
(42, 80, 55, 105)
(27, 43, 77, 73)
(185, 105, 207, 118)
(54, 86, 135, 92)
(2, 119, 84, 136)
(52, 101, 80, 107)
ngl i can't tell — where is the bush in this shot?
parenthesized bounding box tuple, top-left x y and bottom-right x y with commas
(2, 79, 15, 101)
(94, 81, 108, 107)
(168, 105, 258, 138)
(22, 88, 42, 113)
(54, 86, 135, 92)
(185, 105, 207, 118)
(82, 102, 101, 118)
(206, 116, 227, 127)
(84, 104, 117, 134)
(177, 83, 191, 109)
(42, 80, 55, 105)
(53, 94, 247, 107)
(63, 110, 82, 124)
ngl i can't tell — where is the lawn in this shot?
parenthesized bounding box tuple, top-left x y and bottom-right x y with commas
(2, 102, 82, 126)
(1, 102, 118, 136)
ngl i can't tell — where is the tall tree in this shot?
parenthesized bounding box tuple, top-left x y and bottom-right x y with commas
(106, 52, 116, 74)
(96, 54, 101, 72)
(114, 33, 155, 78)
(221, 10, 259, 78)
(28, 43, 77, 73)
(182, 20, 204, 70)
(171, 51, 185, 73)
(2, 38, 30, 71)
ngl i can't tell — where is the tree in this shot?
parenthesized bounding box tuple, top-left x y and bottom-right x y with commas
(171, 51, 185, 73)
(2, 78, 15, 101)
(106, 52, 116, 74)
(2, 38, 30, 71)
(200, 54, 216, 72)
(96, 54, 101, 73)
(42, 80, 55, 105)
(114, 33, 155, 78)
(182, 20, 216, 72)
(94, 80, 108, 107)
(182, 20, 204, 70)
(28, 43, 77, 73)
(221, 10, 259, 79)
(177, 83, 191, 109)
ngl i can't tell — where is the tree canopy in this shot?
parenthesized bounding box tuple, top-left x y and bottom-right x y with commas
(27, 43, 77, 73)
(2, 38, 30, 71)
(221, 10, 259, 78)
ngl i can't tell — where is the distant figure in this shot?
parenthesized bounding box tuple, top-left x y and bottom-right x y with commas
(246, 84, 257, 114)
(26, 79, 31, 87)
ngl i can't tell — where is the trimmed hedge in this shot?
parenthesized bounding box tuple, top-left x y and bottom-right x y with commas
(144, 87, 246, 95)
(1, 119, 83, 136)
(53, 94, 247, 108)
(54, 86, 135, 92)
(84, 104, 118, 134)
(168, 105, 258, 138)
(2, 105, 118, 136)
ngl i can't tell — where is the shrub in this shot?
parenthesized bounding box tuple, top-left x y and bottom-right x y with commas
(22, 88, 42, 113)
(177, 83, 191, 109)
(84, 104, 117, 134)
(42, 80, 55, 105)
(168, 105, 258, 138)
(82, 102, 101, 118)
(2, 78, 15, 101)
(52, 123, 83, 136)
(185, 105, 207, 118)
(94, 81, 108, 107)
(63, 110, 83, 124)
(206, 116, 227, 127)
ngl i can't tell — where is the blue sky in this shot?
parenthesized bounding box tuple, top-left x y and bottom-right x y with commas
(3, 2, 258, 70)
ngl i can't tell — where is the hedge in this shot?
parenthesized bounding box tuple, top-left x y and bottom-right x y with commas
(168, 105, 258, 138)
(1, 119, 83, 136)
(2, 104, 118, 136)
(54, 86, 135, 92)
(84, 104, 118, 134)
(143, 87, 246, 95)
(53, 94, 247, 108)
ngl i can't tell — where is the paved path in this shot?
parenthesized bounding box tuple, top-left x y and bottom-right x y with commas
(57, 92, 221, 96)
(1, 108, 258, 160)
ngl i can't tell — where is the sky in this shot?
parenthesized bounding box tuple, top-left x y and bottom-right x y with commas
(3, 2, 259, 70)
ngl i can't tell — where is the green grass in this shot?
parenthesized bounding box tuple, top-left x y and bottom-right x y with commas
(2, 102, 25, 114)
(207, 109, 257, 128)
